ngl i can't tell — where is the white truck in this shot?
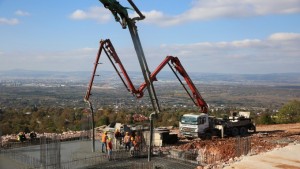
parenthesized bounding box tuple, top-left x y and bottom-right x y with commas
(179, 112, 256, 139)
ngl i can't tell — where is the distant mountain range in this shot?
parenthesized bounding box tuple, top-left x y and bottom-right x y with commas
(1, 69, 300, 85)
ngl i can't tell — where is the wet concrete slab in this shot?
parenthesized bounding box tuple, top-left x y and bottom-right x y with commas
(0, 154, 25, 169)
(0, 140, 103, 168)
(1, 139, 198, 169)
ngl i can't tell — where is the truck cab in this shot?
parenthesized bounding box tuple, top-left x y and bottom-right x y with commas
(179, 113, 210, 139)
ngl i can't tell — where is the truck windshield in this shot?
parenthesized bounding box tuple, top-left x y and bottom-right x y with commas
(180, 116, 198, 125)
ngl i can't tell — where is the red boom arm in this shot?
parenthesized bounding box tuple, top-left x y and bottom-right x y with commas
(84, 39, 141, 101)
(85, 40, 208, 113)
(138, 56, 208, 113)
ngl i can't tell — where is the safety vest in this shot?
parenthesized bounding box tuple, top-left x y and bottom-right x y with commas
(102, 134, 107, 143)
(107, 141, 112, 150)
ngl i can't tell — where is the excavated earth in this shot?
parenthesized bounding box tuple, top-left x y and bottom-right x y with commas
(167, 123, 300, 167)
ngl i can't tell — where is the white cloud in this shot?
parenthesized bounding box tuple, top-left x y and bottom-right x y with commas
(0, 47, 100, 71)
(70, 1, 300, 26)
(15, 10, 30, 16)
(70, 10, 87, 20)
(142, 0, 300, 26)
(69, 6, 111, 23)
(269, 32, 300, 41)
(1, 33, 299, 73)
(151, 32, 300, 73)
(159, 33, 300, 57)
(0, 10, 28, 25)
(80, 47, 97, 52)
(0, 17, 19, 25)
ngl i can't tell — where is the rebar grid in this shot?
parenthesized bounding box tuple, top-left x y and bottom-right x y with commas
(85, 156, 198, 169)
(40, 135, 61, 169)
(0, 135, 252, 169)
(0, 129, 2, 149)
(235, 136, 251, 157)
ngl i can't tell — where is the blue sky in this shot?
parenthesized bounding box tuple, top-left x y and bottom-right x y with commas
(0, 0, 300, 74)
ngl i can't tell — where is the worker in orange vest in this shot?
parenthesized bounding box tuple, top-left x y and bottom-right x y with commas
(101, 131, 108, 153)
(130, 136, 138, 157)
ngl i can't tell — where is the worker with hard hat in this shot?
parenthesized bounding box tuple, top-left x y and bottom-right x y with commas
(101, 131, 108, 153)
(124, 132, 131, 151)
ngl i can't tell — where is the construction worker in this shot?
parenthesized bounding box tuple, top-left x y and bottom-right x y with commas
(124, 132, 131, 151)
(30, 131, 37, 141)
(114, 129, 122, 146)
(135, 133, 141, 150)
(101, 131, 108, 153)
(135, 132, 141, 145)
(130, 137, 137, 157)
(18, 132, 26, 142)
(107, 137, 113, 160)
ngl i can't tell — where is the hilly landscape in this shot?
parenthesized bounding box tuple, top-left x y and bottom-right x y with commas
(1, 69, 300, 85)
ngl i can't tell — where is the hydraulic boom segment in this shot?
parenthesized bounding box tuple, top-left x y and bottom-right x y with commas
(84, 39, 208, 113)
(84, 39, 140, 101)
(99, 0, 160, 114)
(138, 56, 208, 113)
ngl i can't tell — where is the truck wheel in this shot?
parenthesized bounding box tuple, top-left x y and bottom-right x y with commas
(187, 137, 193, 140)
(231, 127, 239, 137)
(249, 124, 256, 133)
(200, 133, 212, 140)
(240, 127, 248, 136)
(205, 133, 212, 140)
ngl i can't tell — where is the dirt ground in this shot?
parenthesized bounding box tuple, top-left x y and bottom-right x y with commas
(168, 123, 300, 166)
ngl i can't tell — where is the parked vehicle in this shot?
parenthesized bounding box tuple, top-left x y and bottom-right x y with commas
(179, 111, 256, 139)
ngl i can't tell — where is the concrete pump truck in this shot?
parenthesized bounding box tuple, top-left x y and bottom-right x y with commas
(86, 0, 256, 141)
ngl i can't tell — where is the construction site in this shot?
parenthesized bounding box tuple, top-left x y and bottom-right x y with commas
(1, 123, 300, 169)
(1, 0, 300, 169)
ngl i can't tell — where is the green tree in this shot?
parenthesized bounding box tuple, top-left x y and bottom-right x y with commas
(98, 116, 109, 126)
(276, 100, 300, 123)
(258, 113, 274, 124)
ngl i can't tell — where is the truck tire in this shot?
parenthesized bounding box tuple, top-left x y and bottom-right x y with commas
(205, 133, 212, 140)
(249, 124, 256, 133)
(199, 132, 212, 140)
(187, 137, 193, 140)
(231, 127, 239, 137)
(240, 127, 248, 136)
